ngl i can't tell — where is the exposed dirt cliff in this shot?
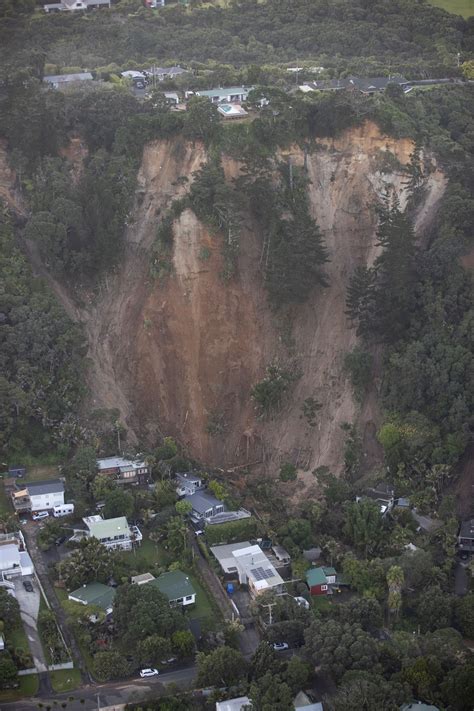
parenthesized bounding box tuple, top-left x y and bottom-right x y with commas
(4, 124, 446, 486)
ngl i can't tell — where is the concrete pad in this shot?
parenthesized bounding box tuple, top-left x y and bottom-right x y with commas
(13, 575, 47, 673)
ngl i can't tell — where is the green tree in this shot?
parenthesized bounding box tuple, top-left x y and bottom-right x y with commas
(250, 642, 282, 680)
(137, 635, 172, 665)
(184, 96, 221, 144)
(386, 565, 404, 621)
(249, 670, 294, 711)
(175, 500, 192, 517)
(103, 488, 134, 519)
(196, 646, 247, 687)
(93, 650, 130, 682)
(165, 516, 188, 557)
(304, 620, 379, 681)
(402, 656, 443, 702)
(343, 499, 384, 557)
(113, 583, 185, 653)
(441, 658, 474, 711)
(324, 673, 410, 711)
(454, 593, 474, 639)
(332, 597, 383, 633)
(92, 474, 117, 502)
(0, 588, 21, 632)
(57, 537, 117, 590)
(0, 653, 18, 689)
(415, 586, 453, 632)
(279, 463, 297, 482)
(171, 630, 195, 658)
(283, 656, 311, 694)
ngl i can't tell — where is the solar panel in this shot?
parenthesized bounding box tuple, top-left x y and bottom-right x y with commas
(251, 566, 275, 581)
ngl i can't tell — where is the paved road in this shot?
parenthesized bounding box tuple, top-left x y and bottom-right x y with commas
(1, 664, 198, 711)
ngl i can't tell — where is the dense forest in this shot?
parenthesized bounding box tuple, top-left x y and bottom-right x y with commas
(0, 0, 472, 77)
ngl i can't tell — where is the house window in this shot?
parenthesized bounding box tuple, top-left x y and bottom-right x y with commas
(185, 595, 193, 601)
(176, 598, 183, 604)
(321, 584, 328, 591)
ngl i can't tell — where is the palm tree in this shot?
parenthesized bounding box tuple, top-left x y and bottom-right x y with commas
(386, 565, 404, 622)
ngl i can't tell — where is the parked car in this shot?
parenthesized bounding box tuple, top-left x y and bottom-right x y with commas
(55, 536, 66, 546)
(32, 511, 49, 521)
(23, 580, 34, 592)
(140, 668, 159, 678)
(195, 530, 204, 536)
(293, 596, 310, 610)
(272, 642, 289, 651)
(160, 657, 177, 665)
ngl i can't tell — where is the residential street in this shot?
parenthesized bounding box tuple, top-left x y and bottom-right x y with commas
(0, 665, 198, 711)
(454, 560, 469, 596)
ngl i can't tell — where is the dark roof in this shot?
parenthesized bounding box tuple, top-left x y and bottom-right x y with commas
(459, 519, 474, 539)
(184, 490, 224, 514)
(349, 75, 409, 91)
(26, 480, 64, 496)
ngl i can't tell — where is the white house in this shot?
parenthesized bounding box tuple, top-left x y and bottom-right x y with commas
(43, 0, 111, 12)
(73, 515, 142, 551)
(211, 542, 284, 598)
(0, 542, 34, 578)
(189, 86, 254, 104)
(28, 481, 65, 512)
(175, 473, 205, 497)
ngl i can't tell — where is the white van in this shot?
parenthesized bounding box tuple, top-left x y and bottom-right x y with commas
(32, 511, 49, 521)
(53, 503, 74, 518)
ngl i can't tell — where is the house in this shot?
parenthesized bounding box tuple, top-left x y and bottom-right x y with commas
(131, 570, 196, 606)
(68, 582, 116, 615)
(303, 547, 322, 563)
(164, 92, 180, 105)
(206, 509, 252, 526)
(97, 456, 150, 486)
(272, 545, 291, 564)
(216, 698, 251, 711)
(211, 541, 284, 597)
(8, 465, 26, 478)
(294, 691, 324, 710)
(306, 566, 337, 596)
(144, 0, 166, 8)
(217, 104, 248, 119)
(13, 480, 65, 514)
(401, 704, 440, 711)
(43, 0, 110, 12)
(176, 472, 205, 497)
(190, 86, 254, 104)
(72, 515, 142, 551)
(457, 519, 474, 554)
(131, 572, 156, 585)
(0, 540, 34, 578)
(299, 76, 409, 95)
(43, 73, 94, 90)
(151, 571, 196, 607)
(210, 541, 252, 576)
(356, 483, 395, 516)
(147, 66, 188, 81)
(184, 491, 225, 523)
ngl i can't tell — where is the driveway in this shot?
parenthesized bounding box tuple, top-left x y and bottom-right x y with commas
(13, 575, 48, 674)
(454, 561, 468, 596)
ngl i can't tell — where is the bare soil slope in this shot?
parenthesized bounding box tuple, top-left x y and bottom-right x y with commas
(4, 125, 446, 484)
(99, 122, 445, 481)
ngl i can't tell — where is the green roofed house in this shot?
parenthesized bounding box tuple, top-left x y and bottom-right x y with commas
(306, 566, 337, 596)
(151, 571, 196, 607)
(68, 582, 116, 615)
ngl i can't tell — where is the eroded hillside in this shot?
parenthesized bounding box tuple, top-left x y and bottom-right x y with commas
(12, 123, 446, 483)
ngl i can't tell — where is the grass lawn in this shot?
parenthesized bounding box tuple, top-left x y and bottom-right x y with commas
(185, 573, 222, 628)
(311, 596, 333, 615)
(0, 674, 39, 703)
(7, 622, 30, 654)
(50, 667, 82, 693)
(428, 0, 473, 18)
(118, 537, 168, 572)
(25, 465, 61, 482)
(0, 483, 12, 516)
(55, 589, 95, 674)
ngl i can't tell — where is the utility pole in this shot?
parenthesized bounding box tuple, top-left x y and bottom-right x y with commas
(261, 601, 277, 626)
(97, 693, 101, 711)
